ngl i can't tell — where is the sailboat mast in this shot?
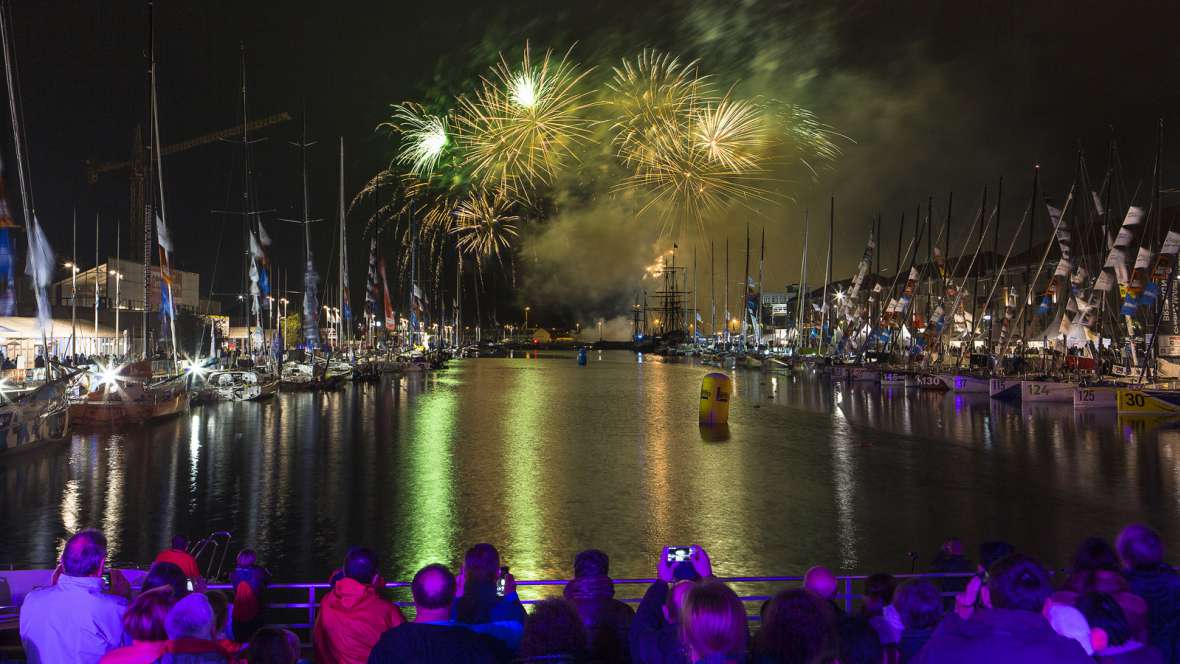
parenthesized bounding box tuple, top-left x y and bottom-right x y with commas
(743, 223, 750, 347)
(798, 212, 809, 349)
(94, 213, 99, 341)
(709, 240, 715, 340)
(820, 198, 833, 353)
(148, 29, 177, 371)
(757, 226, 764, 347)
(724, 237, 729, 346)
(338, 137, 345, 349)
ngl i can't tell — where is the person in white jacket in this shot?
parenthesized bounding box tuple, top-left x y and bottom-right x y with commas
(20, 529, 128, 663)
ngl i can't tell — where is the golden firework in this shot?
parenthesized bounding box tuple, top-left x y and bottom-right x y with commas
(453, 43, 594, 190)
(451, 188, 520, 268)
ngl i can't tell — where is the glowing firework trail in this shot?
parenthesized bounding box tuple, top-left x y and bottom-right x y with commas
(452, 188, 520, 268)
(606, 50, 771, 230)
(382, 103, 449, 178)
(454, 43, 594, 189)
(768, 101, 848, 179)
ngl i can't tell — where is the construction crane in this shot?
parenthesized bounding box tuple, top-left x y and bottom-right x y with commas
(85, 111, 291, 262)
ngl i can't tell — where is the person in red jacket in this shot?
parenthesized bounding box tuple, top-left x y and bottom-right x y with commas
(154, 535, 205, 592)
(313, 547, 404, 664)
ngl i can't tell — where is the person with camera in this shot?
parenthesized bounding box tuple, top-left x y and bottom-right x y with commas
(629, 545, 712, 664)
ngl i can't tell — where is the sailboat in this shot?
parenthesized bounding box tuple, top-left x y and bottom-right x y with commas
(71, 3, 189, 425)
(199, 48, 280, 402)
(0, 3, 73, 452)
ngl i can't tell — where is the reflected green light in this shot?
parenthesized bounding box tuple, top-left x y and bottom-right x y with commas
(404, 380, 458, 571)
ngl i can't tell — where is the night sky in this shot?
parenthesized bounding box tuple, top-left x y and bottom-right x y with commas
(8, 0, 1180, 328)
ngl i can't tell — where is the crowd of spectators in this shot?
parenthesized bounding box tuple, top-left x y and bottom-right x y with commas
(13, 522, 1180, 663)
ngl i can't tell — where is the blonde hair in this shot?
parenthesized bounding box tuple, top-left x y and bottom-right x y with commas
(681, 580, 748, 659)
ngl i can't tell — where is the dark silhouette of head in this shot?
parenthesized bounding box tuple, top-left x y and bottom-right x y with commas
(862, 573, 896, 613)
(61, 529, 107, 577)
(681, 580, 748, 660)
(1071, 537, 1120, 575)
(519, 598, 588, 661)
(171, 535, 189, 552)
(573, 549, 610, 578)
(411, 563, 457, 610)
(247, 626, 301, 664)
(979, 541, 1016, 572)
(236, 549, 257, 568)
(463, 543, 500, 585)
(343, 547, 380, 585)
(837, 616, 884, 664)
(205, 590, 230, 634)
(122, 587, 176, 641)
(142, 561, 189, 598)
(755, 588, 836, 663)
(987, 553, 1052, 612)
(894, 579, 942, 630)
(1116, 523, 1166, 571)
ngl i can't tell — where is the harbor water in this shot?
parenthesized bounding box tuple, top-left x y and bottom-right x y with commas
(1, 350, 1178, 581)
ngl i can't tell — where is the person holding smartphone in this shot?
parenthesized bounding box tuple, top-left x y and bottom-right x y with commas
(628, 545, 712, 664)
(452, 543, 526, 652)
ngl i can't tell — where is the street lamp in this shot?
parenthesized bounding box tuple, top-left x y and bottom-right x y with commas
(524, 306, 531, 331)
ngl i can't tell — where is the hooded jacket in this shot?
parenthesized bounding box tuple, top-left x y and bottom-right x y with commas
(629, 582, 690, 664)
(313, 578, 405, 664)
(565, 574, 635, 663)
(912, 609, 1093, 664)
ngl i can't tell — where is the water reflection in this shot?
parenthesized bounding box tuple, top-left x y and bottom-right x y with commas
(0, 354, 1178, 581)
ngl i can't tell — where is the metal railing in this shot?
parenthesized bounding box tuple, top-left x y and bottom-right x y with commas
(208, 571, 976, 641)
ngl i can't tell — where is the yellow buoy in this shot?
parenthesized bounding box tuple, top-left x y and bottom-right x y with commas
(699, 372, 732, 426)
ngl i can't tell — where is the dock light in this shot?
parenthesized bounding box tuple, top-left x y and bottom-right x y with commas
(95, 362, 123, 391)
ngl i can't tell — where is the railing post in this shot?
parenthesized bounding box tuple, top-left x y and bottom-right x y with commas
(843, 577, 852, 614)
(308, 586, 316, 635)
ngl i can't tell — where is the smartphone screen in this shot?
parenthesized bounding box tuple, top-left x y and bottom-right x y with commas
(101, 571, 111, 589)
(666, 546, 694, 563)
(185, 579, 194, 592)
(496, 566, 509, 597)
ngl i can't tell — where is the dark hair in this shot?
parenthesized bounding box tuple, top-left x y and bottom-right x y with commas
(836, 616, 883, 664)
(123, 587, 176, 641)
(1071, 537, 1120, 574)
(463, 543, 500, 584)
(519, 599, 588, 661)
(454, 543, 502, 624)
(1116, 524, 1166, 571)
(893, 580, 942, 630)
(236, 549, 257, 568)
(61, 529, 107, 577)
(205, 590, 230, 632)
(573, 549, 609, 578)
(142, 561, 189, 598)
(171, 535, 189, 551)
(343, 547, 379, 584)
(987, 553, 1052, 612)
(754, 588, 836, 663)
(411, 564, 456, 610)
(979, 541, 1016, 571)
(863, 573, 896, 605)
(665, 580, 695, 623)
(1076, 592, 1131, 647)
(248, 626, 301, 664)
(681, 580, 747, 659)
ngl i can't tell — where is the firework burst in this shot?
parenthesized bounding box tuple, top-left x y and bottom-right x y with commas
(607, 50, 770, 231)
(452, 188, 520, 268)
(454, 43, 595, 190)
(381, 103, 450, 178)
(766, 101, 849, 179)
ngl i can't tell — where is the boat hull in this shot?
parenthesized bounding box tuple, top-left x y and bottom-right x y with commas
(907, 373, 950, 390)
(70, 391, 189, 425)
(1020, 380, 1076, 403)
(881, 372, 907, 387)
(1073, 386, 1118, 410)
(1116, 388, 1180, 415)
(989, 377, 1021, 401)
(849, 368, 880, 383)
(0, 390, 70, 454)
(952, 375, 990, 393)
